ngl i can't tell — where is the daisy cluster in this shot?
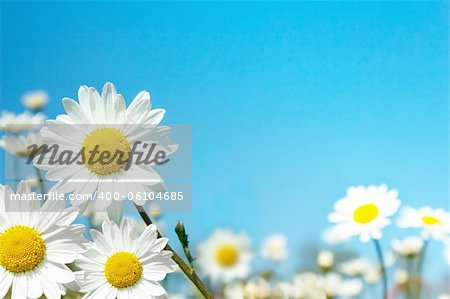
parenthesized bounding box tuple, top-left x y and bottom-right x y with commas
(1, 84, 449, 299)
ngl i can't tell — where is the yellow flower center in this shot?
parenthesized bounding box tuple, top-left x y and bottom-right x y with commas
(422, 216, 441, 225)
(82, 128, 131, 175)
(0, 225, 46, 273)
(215, 244, 240, 268)
(353, 203, 379, 224)
(104, 252, 143, 288)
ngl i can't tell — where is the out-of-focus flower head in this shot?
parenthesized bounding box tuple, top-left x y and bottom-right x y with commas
(394, 269, 409, 286)
(197, 229, 253, 284)
(317, 250, 334, 270)
(397, 206, 450, 240)
(391, 236, 424, 258)
(244, 278, 272, 299)
(0, 111, 45, 133)
(338, 257, 374, 277)
(0, 131, 43, 157)
(22, 90, 49, 111)
(328, 184, 401, 243)
(261, 234, 287, 262)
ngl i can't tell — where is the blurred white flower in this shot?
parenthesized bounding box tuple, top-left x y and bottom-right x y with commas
(261, 234, 287, 262)
(292, 272, 362, 299)
(339, 278, 363, 298)
(149, 202, 162, 219)
(0, 131, 43, 157)
(224, 282, 245, 299)
(328, 184, 401, 242)
(339, 258, 374, 277)
(22, 90, 48, 111)
(292, 272, 324, 299)
(317, 250, 334, 270)
(394, 269, 409, 285)
(273, 281, 292, 299)
(197, 229, 253, 283)
(391, 236, 424, 258)
(397, 206, 450, 240)
(245, 278, 272, 299)
(438, 294, 450, 299)
(363, 267, 381, 284)
(25, 175, 40, 188)
(0, 111, 45, 133)
(322, 273, 363, 298)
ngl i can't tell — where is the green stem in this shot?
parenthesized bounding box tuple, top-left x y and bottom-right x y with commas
(414, 240, 429, 299)
(34, 167, 46, 194)
(134, 204, 213, 299)
(373, 239, 388, 299)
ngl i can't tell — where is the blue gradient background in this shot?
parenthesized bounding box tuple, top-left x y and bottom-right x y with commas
(1, 0, 448, 285)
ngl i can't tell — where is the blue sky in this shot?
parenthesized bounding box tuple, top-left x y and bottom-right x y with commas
(1, 1, 448, 281)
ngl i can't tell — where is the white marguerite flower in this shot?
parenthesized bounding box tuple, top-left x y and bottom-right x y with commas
(339, 258, 374, 277)
(245, 278, 272, 299)
(261, 234, 287, 262)
(34, 82, 178, 213)
(322, 273, 362, 298)
(0, 111, 46, 133)
(339, 278, 363, 298)
(394, 269, 409, 285)
(223, 282, 245, 299)
(197, 229, 253, 283)
(292, 272, 324, 299)
(317, 250, 334, 270)
(363, 267, 381, 284)
(391, 236, 424, 258)
(0, 131, 43, 157)
(0, 182, 86, 299)
(328, 184, 401, 242)
(26, 175, 40, 188)
(397, 206, 450, 240)
(22, 90, 49, 111)
(76, 219, 177, 299)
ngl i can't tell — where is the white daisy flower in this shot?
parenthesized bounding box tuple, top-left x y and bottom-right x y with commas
(0, 182, 85, 299)
(292, 272, 323, 299)
(244, 278, 272, 299)
(0, 131, 43, 157)
(328, 184, 401, 242)
(338, 258, 374, 277)
(22, 90, 49, 111)
(261, 234, 287, 262)
(197, 229, 253, 283)
(0, 111, 46, 133)
(397, 206, 450, 240)
(394, 269, 409, 285)
(76, 219, 177, 299)
(391, 236, 424, 258)
(34, 82, 178, 213)
(317, 250, 334, 270)
(338, 278, 363, 298)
